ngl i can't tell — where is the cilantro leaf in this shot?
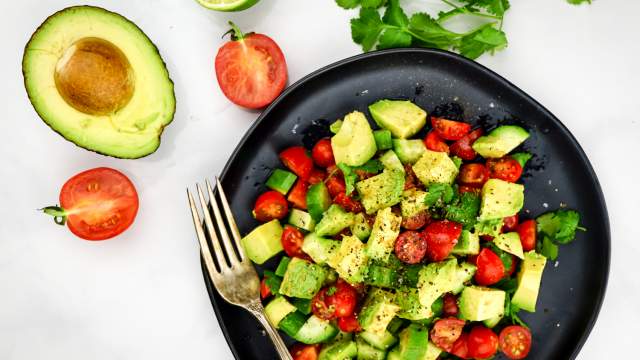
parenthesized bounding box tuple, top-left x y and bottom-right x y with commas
(536, 209, 584, 244)
(408, 13, 460, 49)
(494, 277, 518, 293)
(457, 24, 508, 59)
(382, 0, 408, 27)
(378, 28, 413, 49)
(326, 285, 338, 296)
(475, 218, 504, 237)
(451, 156, 463, 169)
(538, 235, 559, 260)
(356, 159, 384, 173)
(361, 0, 386, 8)
(337, 163, 358, 195)
(504, 293, 529, 328)
(511, 152, 533, 168)
(445, 192, 481, 227)
(487, 242, 513, 270)
(461, 0, 511, 17)
(351, 8, 385, 51)
(425, 183, 456, 207)
(335, 0, 361, 9)
(566, 0, 591, 4)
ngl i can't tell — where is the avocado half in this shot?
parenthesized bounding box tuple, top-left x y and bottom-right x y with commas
(22, 6, 176, 159)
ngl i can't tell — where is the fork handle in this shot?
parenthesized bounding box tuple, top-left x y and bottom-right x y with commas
(249, 303, 294, 360)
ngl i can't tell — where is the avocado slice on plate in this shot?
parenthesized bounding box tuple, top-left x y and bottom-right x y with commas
(22, 6, 175, 158)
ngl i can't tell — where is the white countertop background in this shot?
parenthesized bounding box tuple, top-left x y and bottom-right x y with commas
(1, 0, 639, 359)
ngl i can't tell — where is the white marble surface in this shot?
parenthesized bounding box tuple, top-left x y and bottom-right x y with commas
(1, 0, 639, 359)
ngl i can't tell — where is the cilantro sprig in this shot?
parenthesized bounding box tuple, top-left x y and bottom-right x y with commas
(337, 159, 384, 195)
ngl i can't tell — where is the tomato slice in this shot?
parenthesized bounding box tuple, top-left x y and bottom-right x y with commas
(502, 214, 520, 232)
(311, 138, 335, 168)
(430, 318, 466, 351)
(215, 25, 287, 109)
(290, 343, 321, 360)
(281, 225, 308, 259)
(431, 117, 472, 140)
(260, 278, 271, 299)
(311, 288, 336, 320)
(307, 168, 326, 185)
(442, 293, 459, 317)
(325, 173, 346, 198)
(280, 146, 314, 180)
(253, 190, 289, 222)
(517, 219, 537, 251)
(450, 332, 470, 359)
(401, 211, 430, 230)
(337, 313, 362, 333)
(458, 163, 489, 188)
(394, 230, 428, 264)
(403, 164, 418, 190)
(487, 156, 523, 183)
(422, 220, 463, 262)
(326, 280, 358, 318)
(467, 325, 499, 359)
(55, 167, 139, 241)
(287, 180, 308, 210)
(474, 248, 505, 286)
(332, 193, 364, 213)
(450, 128, 483, 160)
(424, 131, 450, 153)
(459, 185, 481, 195)
(499, 325, 532, 359)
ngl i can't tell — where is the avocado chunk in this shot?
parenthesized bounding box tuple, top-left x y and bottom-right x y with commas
(358, 289, 401, 336)
(331, 111, 377, 166)
(396, 287, 434, 321)
(315, 204, 354, 237)
(417, 259, 460, 308)
(294, 315, 339, 344)
(22, 6, 175, 158)
(379, 150, 405, 173)
(369, 99, 427, 139)
(318, 339, 358, 360)
(472, 125, 530, 158)
(451, 262, 477, 295)
(452, 230, 480, 256)
(393, 139, 426, 164)
(401, 189, 429, 218)
(264, 296, 297, 328)
(352, 212, 373, 241)
(302, 233, 341, 265)
(279, 258, 328, 299)
(330, 235, 370, 284)
(240, 219, 283, 264)
(356, 169, 405, 215)
(366, 207, 402, 262)
(479, 179, 524, 220)
(288, 208, 316, 232)
(512, 250, 547, 312)
(412, 150, 459, 186)
(459, 286, 506, 321)
(397, 324, 429, 360)
(494, 232, 525, 259)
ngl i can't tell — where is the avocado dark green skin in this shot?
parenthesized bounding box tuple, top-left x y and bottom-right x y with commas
(22, 6, 176, 159)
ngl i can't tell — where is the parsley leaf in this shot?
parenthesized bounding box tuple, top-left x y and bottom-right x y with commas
(378, 29, 413, 49)
(538, 235, 559, 260)
(461, 0, 511, 17)
(537, 209, 584, 244)
(457, 24, 508, 60)
(336, 0, 386, 9)
(336, 0, 361, 9)
(351, 8, 385, 52)
(494, 277, 518, 293)
(451, 156, 463, 169)
(424, 183, 456, 207)
(511, 152, 533, 168)
(445, 192, 481, 227)
(356, 159, 385, 173)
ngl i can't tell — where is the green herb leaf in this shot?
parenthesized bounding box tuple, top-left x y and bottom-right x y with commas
(538, 235, 559, 260)
(378, 28, 413, 49)
(511, 152, 533, 168)
(475, 218, 504, 237)
(424, 183, 456, 207)
(566, 0, 591, 4)
(461, 0, 511, 17)
(536, 209, 583, 244)
(494, 277, 518, 293)
(451, 156, 463, 170)
(361, 0, 387, 8)
(351, 8, 385, 52)
(382, 0, 408, 27)
(408, 12, 460, 49)
(335, 0, 361, 9)
(326, 286, 338, 296)
(337, 163, 358, 195)
(445, 192, 481, 227)
(356, 159, 384, 174)
(263, 270, 282, 294)
(486, 242, 513, 270)
(457, 24, 508, 59)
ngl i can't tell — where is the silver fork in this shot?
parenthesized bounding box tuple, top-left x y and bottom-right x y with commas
(187, 178, 293, 360)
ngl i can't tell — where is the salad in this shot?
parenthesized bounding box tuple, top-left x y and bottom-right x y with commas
(239, 99, 583, 360)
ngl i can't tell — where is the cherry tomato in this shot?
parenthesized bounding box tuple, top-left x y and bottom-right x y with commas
(459, 185, 481, 195)
(403, 164, 418, 190)
(505, 254, 518, 277)
(517, 219, 537, 251)
(451, 332, 470, 359)
(431, 117, 472, 141)
(215, 23, 287, 109)
(326, 280, 358, 318)
(44, 167, 139, 241)
(260, 278, 271, 299)
(312, 138, 335, 168)
(311, 288, 336, 320)
(337, 313, 362, 333)
(253, 190, 288, 222)
(442, 293, 459, 317)
(487, 156, 523, 183)
(468, 326, 499, 359)
(458, 163, 489, 188)
(287, 180, 308, 210)
(280, 146, 314, 180)
(401, 211, 430, 230)
(430, 318, 466, 352)
(290, 343, 320, 360)
(308, 168, 326, 185)
(394, 231, 428, 264)
(422, 220, 463, 262)
(499, 325, 532, 359)
(474, 248, 505, 286)
(333, 193, 364, 213)
(450, 128, 484, 160)
(424, 131, 450, 154)
(503, 214, 520, 232)
(281, 225, 308, 259)
(325, 174, 346, 198)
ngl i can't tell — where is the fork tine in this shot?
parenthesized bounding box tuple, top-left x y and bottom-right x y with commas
(187, 189, 220, 279)
(206, 179, 242, 265)
(215, 177, 246, 262)
(196, 183, 229, 269)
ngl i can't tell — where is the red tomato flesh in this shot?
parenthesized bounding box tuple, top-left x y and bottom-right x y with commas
(326, 280, 358, 318)
(308, 168, 326, 185)
(337, 313, 362, 333)
(431, 117, 472, 140)
(332, 193, 363, 213)
(401, 211, 430, 230)
(451, 332, 471, 359)
(424, 131, 450, 154)
(280, 146, 313, 180)
(442, 293, 459, 317)
(468, 325, 499, 359)
(430, 318, 466, 352)
(253, 190, 288, 222)
(474, 248, 506, 286)
(281, 225, 308, 259)
(311, 139, 335, 168)
(450, 128, 483, 160)
(394, 230, 428, 264)
(499, 325, 532, 359)
(517, 219, 537, 251)
(290, 343, 320, 360)
(503, 214, 520, 232)
(260, 278, 271, 299)
(487, 156, 523, 183)
(311, 288, 336, 320)
(458, 163, 489, 188)
(287, 180, 308, 210)
(325, 173, 346, 198)
(422, 220, 463, 262)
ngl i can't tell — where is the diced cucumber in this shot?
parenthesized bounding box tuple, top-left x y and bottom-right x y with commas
(302, 233, 341, 265)
(379, 150, 405, 173)
(356, 336, 387, 360)
(360, 329, 397, 350)
(319, 340, 358, 360)
(288, 208, 316, 232)
(307, 182, 332, 222)
(393, 139, 426, 164)
(279, 311, 308, 338)
(292, 298, 312, 315)
(386, 346, 401, 360)
(365, 264, 398, 288)
(293, 315, 339, 344)
(266, 169, 297, 195)
(373, 129, 393, 150)
(240, 219, 283, 265)
(386, 317, 407, 334)
(264, 296, 296, 328)
(275, 257, 291, 277)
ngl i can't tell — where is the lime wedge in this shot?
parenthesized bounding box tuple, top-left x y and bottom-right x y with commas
(195, 0, 259, 11)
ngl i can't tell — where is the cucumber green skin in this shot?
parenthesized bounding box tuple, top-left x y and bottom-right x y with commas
(356, 337, 387, 360)
(360, 329, 398, 350)
(318, 340, 358, 360)
(294, 315, 339, 344)
(279, 311, 308, 338)
(398, 324, 429, 360)
(472, 125, 530, 158)
(288, 209, 316, 232)
(373, 129, 393, 150)
(266, 169, 297, 195)
(393, 139, 426, 164)
(307, 183, 332, 222)
(274, 256, 291, 277)
(195, 0, 260, 12)
(365, 265, 399, 289)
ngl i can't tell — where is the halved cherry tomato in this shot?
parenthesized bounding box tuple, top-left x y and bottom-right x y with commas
(253, 190, 288, 222)
(459, 185, 481, 195)
(430, 318, 466, 352)
(326, 280, 358, 318)
(290, 343, 321, 360)
(403, 164, 418, 190)
(394, 230, 428, 264)
(503, 214, 520, 232)
(451, 332, 470, 359)
(450, 128, 483, 160)
(487, 156, 523, 183)
(424, 131, 449, 154)
(44, 167, 139, 241)
(401, 211, 430, 230)
(474, 248, 505, 286)
(325, 173, 346, 198)
(517, 219, 537, 251)
(422, 220, 463, 262)
(308, 168, 326, 185)
(468, 325, 499, 359)
(333, 193, 364, 213)
(281, 225, 307, 259)
(431, 117, 472, 140)
(215, 23, 287, 109)
(287, 180, 308, 210)
(311, 139, 335, 168)
(260, 278, 271, 299)
(458, 163, 489, 188)
(337, 313, 362, 333)
(280, 146, 314, 180)
(505, 254, 518, 277)
(442, 293, 459, 317)
(311, 288, 336, 320)
(499, 325, 532, 359)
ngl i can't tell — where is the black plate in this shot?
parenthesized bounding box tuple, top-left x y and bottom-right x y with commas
(203, 48, 610, 359)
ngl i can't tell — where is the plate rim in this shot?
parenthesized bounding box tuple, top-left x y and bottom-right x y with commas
(204, 47, 611, 359)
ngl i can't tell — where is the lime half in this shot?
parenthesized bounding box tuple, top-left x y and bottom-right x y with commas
(195, 0, 259, 11)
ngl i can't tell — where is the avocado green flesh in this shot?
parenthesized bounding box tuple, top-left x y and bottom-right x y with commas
(22, 6, 175, 158)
